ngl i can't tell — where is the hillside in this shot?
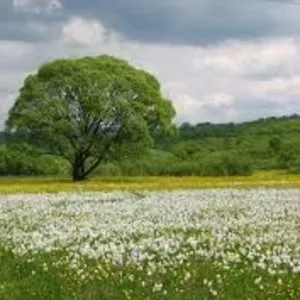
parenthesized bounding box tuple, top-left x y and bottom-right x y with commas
(178, 114, 300, 140)
(168, 114, 300, 171)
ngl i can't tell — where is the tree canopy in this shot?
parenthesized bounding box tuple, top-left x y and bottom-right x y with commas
(6, 55, 176, 181)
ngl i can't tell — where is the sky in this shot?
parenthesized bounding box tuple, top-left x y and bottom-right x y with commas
(1, 0, 300, 126)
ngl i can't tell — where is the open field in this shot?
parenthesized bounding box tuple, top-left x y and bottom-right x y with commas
(2, 171, 300, 194)
(0, 188, 299, 299)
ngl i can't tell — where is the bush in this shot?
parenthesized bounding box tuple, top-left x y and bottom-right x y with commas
(0, 146, 69, 176)
(95, 163, 123, 176)
(202, 152, 253, 176)
(94, 150, 253, 177)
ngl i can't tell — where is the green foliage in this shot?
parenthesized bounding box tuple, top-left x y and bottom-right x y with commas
(0, 132, 7, 145)
(201, 151, 253, 176)
(0, 146, 69, 176)
(171, 141, 205, 160)
(93, 149, 253, 177)
(6, 55, 176, 181)
(175, 115, 300, 172)
(269, 136, 282, 155)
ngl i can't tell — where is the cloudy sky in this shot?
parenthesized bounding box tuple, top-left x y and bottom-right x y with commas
(1, 0, 300, 126)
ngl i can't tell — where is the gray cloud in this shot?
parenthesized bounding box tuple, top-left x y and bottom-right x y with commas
(61, 0, 300, 45)
(1, 0, 300, 128)
(0, 0, 63, 42)
(2, 0, 300, 45)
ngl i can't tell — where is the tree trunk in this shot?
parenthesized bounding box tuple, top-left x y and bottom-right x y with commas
(72, 155, 86, 181)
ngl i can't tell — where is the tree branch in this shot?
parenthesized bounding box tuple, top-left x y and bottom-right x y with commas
(81, 112, 123, 160)
(84, 125, 124, 177)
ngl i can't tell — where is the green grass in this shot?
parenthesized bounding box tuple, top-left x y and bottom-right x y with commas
(0, 247, 298, 300)
(1, 171, 300, 194)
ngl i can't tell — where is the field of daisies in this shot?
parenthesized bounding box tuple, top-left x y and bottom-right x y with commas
(0, 188, 299, 300)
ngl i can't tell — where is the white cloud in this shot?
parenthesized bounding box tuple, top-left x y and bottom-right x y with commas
(208, 92, 235, 107)
(256, 75, 300, 96)
(62, 17, 110, 46)
(2, 16, 300, 127)
(198, 38, 298, 76)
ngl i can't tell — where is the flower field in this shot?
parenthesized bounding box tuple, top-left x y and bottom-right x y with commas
(0, 189, 299, 299)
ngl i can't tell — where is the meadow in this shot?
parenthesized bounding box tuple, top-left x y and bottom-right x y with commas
(0, 181, 299, 299)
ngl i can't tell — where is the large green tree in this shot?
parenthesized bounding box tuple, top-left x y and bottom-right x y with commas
(6, 55, 176, 181)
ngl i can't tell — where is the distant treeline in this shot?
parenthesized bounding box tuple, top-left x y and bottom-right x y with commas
(178, 114, 300, 139)
(1, 114, 300, 177)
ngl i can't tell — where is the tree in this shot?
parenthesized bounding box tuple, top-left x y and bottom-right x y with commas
(6, 55, 176, 181)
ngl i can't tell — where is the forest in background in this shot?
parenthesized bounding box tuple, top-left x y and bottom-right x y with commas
(1, 114, 300, 177)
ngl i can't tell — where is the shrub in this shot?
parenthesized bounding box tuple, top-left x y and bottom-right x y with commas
(93, 151, 253, 177)
(0, 146, 69, 176)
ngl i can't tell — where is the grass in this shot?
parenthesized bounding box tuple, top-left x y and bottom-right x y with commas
(1, 248, 298, 300)
(1, 171, 300, 194)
